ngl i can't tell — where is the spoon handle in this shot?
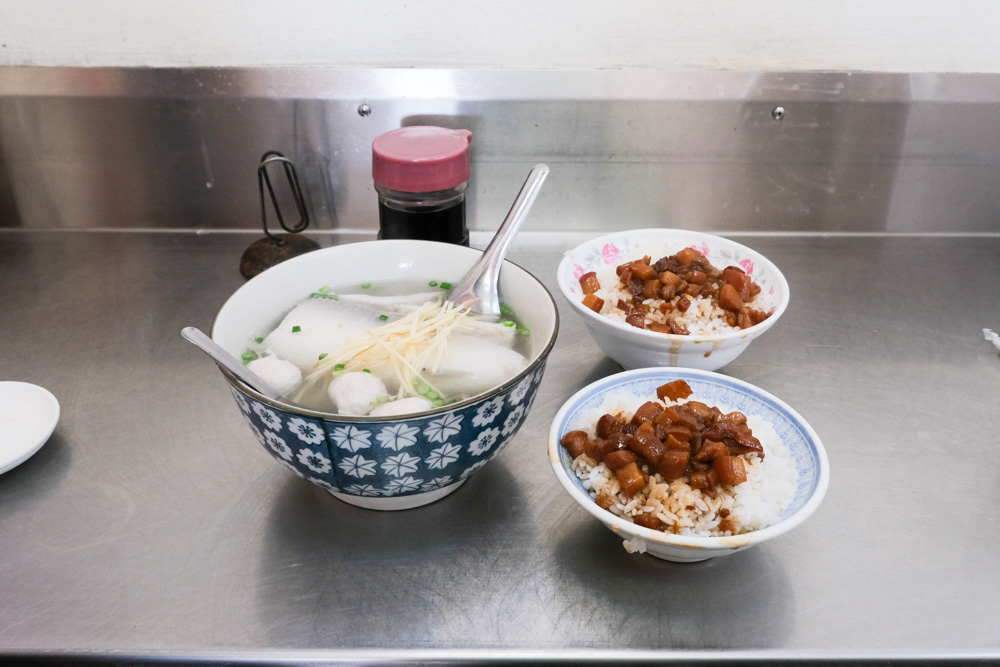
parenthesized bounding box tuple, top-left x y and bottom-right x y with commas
(448, 163, 549, 316)
(181, 326, 282, 400)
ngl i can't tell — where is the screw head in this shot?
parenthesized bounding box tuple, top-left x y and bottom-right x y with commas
(358, 103, 372, 117)
(772, 106, 786, 121)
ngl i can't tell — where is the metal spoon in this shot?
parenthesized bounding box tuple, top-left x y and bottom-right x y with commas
(181, 326, 282, 400)
(447, 163, 549, 317)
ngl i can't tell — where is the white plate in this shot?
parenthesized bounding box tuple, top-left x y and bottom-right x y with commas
(0, 382, 60, 474)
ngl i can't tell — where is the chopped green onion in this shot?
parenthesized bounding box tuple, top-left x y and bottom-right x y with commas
(426, 389, 440, 401)
(309, 292, 320, 299)
(501, 319, 515, 327)
(254, 337, 264, 344)
(440, 281, 452, 290)
(318, 286, 331, 293)
(379, 314, 389, 321)
(361, 282, 371, 289)
(318, 353, 328, 360)
(428, 280, 438, 287)
(362, 368, 371, 373)
(331, 369, 343, 377)
(370, 396, 388, 407)
(241, 351, 257, 363)
(516, 325, 531, 337)
(432, 398, 444, 407)
(291, 325, 301, 333)
(333, 363, 346, 371)
(329, 293, 339, 300)
(415, 383, 430, 396)
(499, 302, 514, 316)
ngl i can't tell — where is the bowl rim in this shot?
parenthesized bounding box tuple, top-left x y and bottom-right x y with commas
(212, 240, 560, 422)
(547, 366, 829, 550)
(556, 228, 790, 344)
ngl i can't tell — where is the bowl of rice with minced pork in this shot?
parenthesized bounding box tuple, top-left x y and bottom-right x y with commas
(548, 367, 828, 562)
(557, 228, 789, 371)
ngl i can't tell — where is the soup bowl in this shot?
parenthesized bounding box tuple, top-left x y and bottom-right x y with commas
(212, 240, 559, 510)
(557, 228, 789, 371)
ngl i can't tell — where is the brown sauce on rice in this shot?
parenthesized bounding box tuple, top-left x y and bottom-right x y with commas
(561, 379, 768, 536)
(578, 246, 770, 335)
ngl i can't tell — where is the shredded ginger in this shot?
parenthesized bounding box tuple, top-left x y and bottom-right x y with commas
(295, 297, 477, 402)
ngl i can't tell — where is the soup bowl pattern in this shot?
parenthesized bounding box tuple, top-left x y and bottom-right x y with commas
(229, 361, 546, 510)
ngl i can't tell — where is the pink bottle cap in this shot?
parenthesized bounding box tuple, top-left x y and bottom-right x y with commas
(372, 126, 472, 193)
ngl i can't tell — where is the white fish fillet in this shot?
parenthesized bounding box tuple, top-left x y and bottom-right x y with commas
(427, 333, 527, 398)
(337, 291, 442, 315)
(260, 299, 383, 372)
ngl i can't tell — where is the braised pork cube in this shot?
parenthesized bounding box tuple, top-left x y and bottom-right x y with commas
(560, 430, 589, 459)
(579, 271, 601, 295)
(703, 412, 764, 458)
(674, 246, 700, 268)
(688, 468, 720, 491)
(625, 309, 646, 328)
(713, 455, 748, 486)
(663, 433, 691, 451)
(616, 461, 647, 497)
(718, 283, 744, 313)
(604, 432, 632, 455)
(693, 438, 728, 463)
(629, 421, 667, 465)
(581, 293, 604, 313)
(585, 436, 623, 462)
(722, 266, 752, 301)
(657, 449, 690, 481)
(668, 319, 690, 335)
(748, 308, 770, 325)
(633, 513, 662, 530)
(686, 269, 708, 285)
(641, 279, 662, 300)
(656, 379, 693, 402)
(604, 449, 638, 471)
(596, 413, 626, 438)
(626, 259, 657, 281)
(631, 401, 662, 425)
(658, 270, 684, 290)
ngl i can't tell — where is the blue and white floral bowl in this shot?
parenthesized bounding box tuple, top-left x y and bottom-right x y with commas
(548, 367, 829, 561)
(212, 240, 559, 511)
(557, 229, 789, 371)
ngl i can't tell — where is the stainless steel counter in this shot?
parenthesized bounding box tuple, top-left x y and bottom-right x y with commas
(2, 230, 1000, 664)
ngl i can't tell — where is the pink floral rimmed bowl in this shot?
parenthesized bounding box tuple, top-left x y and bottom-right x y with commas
(556, 229, 789, 372)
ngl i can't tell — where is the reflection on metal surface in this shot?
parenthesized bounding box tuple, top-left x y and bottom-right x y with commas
(0, 68, 999, 233)
(2, 231, 1000, 658)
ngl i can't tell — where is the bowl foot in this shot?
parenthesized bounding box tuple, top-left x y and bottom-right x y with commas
(328, 479, 466, 511)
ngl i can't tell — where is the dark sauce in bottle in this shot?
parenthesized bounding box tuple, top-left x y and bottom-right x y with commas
(377, 200, 469, 246)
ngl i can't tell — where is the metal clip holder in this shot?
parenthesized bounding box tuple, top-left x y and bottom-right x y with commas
(239, 150, 320, 279)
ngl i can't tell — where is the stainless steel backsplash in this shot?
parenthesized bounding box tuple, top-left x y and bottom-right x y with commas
(1, 68, 998, 234)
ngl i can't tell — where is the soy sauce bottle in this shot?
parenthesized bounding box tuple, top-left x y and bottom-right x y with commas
(372, 126, 472, 246)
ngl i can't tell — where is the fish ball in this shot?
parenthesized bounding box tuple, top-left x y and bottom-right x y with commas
(369, 396, 435, 417)
(328, 371, 389, 416)
(246, 355, 302, 396)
